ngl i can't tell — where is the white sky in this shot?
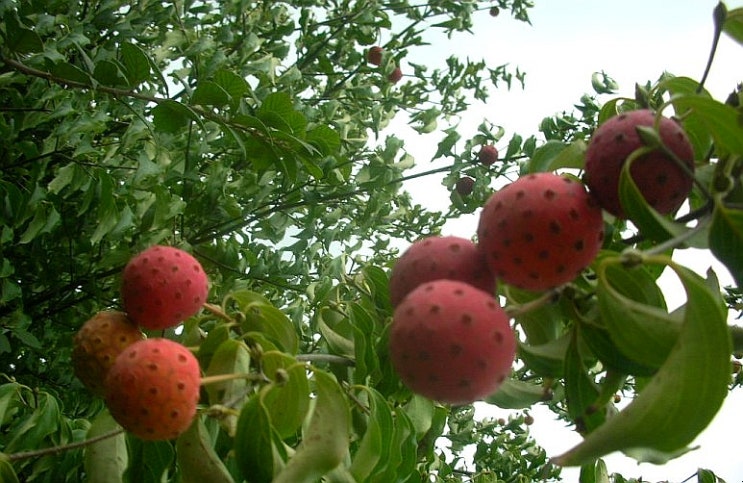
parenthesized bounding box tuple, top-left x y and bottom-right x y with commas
(387, 1, 743, 480)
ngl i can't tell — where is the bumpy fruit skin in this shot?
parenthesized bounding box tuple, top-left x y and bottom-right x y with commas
(478, 145, 498, 166)
(388, 66, 403, 84)
(389, 280, 515, 405)
(367, 46, 383, 66)
(105, 338, 201, 441)
(389, 235, 495, 307)
(584, 109, 695, 218)
(477, 173, 604, 291)
(121, 245, 208, 330)
(455, 176, 475, 196)
(72, 311, 145, 396)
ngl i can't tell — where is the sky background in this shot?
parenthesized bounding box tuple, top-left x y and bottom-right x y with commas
(385, 1, 743, 481)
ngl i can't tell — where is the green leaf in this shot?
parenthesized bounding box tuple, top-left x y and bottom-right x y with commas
(723, 7, 743, 45)
(176, 417, 235, 483)
(0, 453, 19, 483)
(709, 200, 743, 287)
(234, 393, 276, 483)
(578, 322, 657, 377)
(617, 149, 696, 244)
(230, 290, 299, 354)
(527, 140, 586, 173)
(261, 359, 311, 439)
(214, 69, 250, 100)
(120, 42, 152, 87)
(273, 370, 350, 483)
(152, 100, 200, 133)
(671, 95, 743, 157)
(84, 410, 127, 483)
(204, 339, 251, 415)
(484, 378, 549, 409)
(517, 334, 570, 378)
(4, 14, 43, 54)
(19, 204, 60, 244)
(564, 331, 604, 433)
(349, 388, 393, 480)
(124, 438, 176, 483)
(596, 258, 678, 369)
(51, 62, 93, 85)
(93, 60, 130, 88)
(191, 80, 230, 107)
(48, 162, 76, 194)
(553, 259, 731, 466)
(5, 392, 60, 453)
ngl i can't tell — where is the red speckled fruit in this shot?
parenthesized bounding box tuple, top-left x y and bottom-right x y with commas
(104, 338, 201, 441)
(584, 109, 695, 218)
(367, 46, 383, 66)
(455, 176, 475, 196)
(389, 235, 496, 307)
(477, 173, 604, 291)
(478, 145, 498, 166)
(121, 245, 208, 330)
(389, 280, 515, 405)
(72, 311, 145, 396)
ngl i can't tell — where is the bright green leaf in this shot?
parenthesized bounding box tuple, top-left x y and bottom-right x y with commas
(84, 410, 127, 483)
(709, 200, 743, 287)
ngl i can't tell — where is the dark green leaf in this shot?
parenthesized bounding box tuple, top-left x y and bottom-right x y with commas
(234, 393, 276, 483)
(723, 7, 743, 45)
(191, 81, 230, 107)
(709, 200, 743, 287)
(120, 42, 152, 87)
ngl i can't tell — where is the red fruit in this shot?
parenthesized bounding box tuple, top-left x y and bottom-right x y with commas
(584, 109, 695, 218)
(455, 176, 475, 196)
(389, 280, 515, 405)
(121, 245, 208, 330)
(367, 46, 383, 66)
(389, 235, 496, 307)
(105, 338, 201, 441)
(388, 66, 403, 84)
(489, 6, 500, 17)
(477, 173, 604, 291)
(72, 311, 145, 396)
(478, 145, 498, 166)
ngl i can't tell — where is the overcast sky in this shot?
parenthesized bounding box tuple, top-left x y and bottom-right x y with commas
(390, 1, 743, 480)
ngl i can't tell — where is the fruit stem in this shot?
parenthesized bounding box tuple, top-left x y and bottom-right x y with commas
(295, 353, 356, 367)
(698, 2, 727, 94)
(7, 428, 125, 462)
(203, 303, 234, 322)
(200, 372, 271, 386)
(505, 288, 563, 318)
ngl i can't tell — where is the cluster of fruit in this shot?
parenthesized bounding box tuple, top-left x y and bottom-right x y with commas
(388, 109, 695, 405)
(366, 45, 403, 84)
(72, 245, 209, 440)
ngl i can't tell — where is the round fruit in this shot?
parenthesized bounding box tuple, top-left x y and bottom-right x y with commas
(477, 173, 604, 291)
(584, 109, 695, 218)
(389, 235, 496, 307)
(389, 279, 515, 405)
(455, 176, 475, 196)
(388, 66, 403, 84)
(367, 46, 383, 66)
(121, 245, 209, 330)
(478, 145, 498, 166)
(72, 311, 145, 396)
(105, 338, 201, 441)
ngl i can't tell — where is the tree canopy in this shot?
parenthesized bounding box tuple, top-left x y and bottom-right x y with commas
(1, 0, 742, 482)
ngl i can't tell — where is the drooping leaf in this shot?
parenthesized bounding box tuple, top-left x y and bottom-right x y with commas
(176, 417, 235, 483)
(84, 410, 127, 483)
(554, 259, 731, 466)
(234, 392, 276, 483)
(484, 378, 550, 409)
(272, 370, 350, 483)
(708, 200, 743, 288)
(722, 7, 743, 45)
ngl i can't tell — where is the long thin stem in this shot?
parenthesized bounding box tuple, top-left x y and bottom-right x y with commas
(7, 428, 125, 462)
(697, 2, 727, 93)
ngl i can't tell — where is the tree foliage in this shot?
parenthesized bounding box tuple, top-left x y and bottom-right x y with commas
(0, 0, 742, 482)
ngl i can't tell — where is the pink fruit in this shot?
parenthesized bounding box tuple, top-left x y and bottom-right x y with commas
(455, 176, 475, 196)
(477, 173, 604, 291)
(478, 145, 498, 166)
(389, 280, 516, 405)
(388, 66, 403, 84)
(121, 245, 208, 330)
(389, 235, 496, 307)
(105, 338, 201, 441)
(367, 46, 383, 66)
(584, 109, 695, 218)
(72, 311, 145, 396)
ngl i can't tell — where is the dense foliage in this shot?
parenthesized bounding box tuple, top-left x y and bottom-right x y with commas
(1, 0, 742, 482)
